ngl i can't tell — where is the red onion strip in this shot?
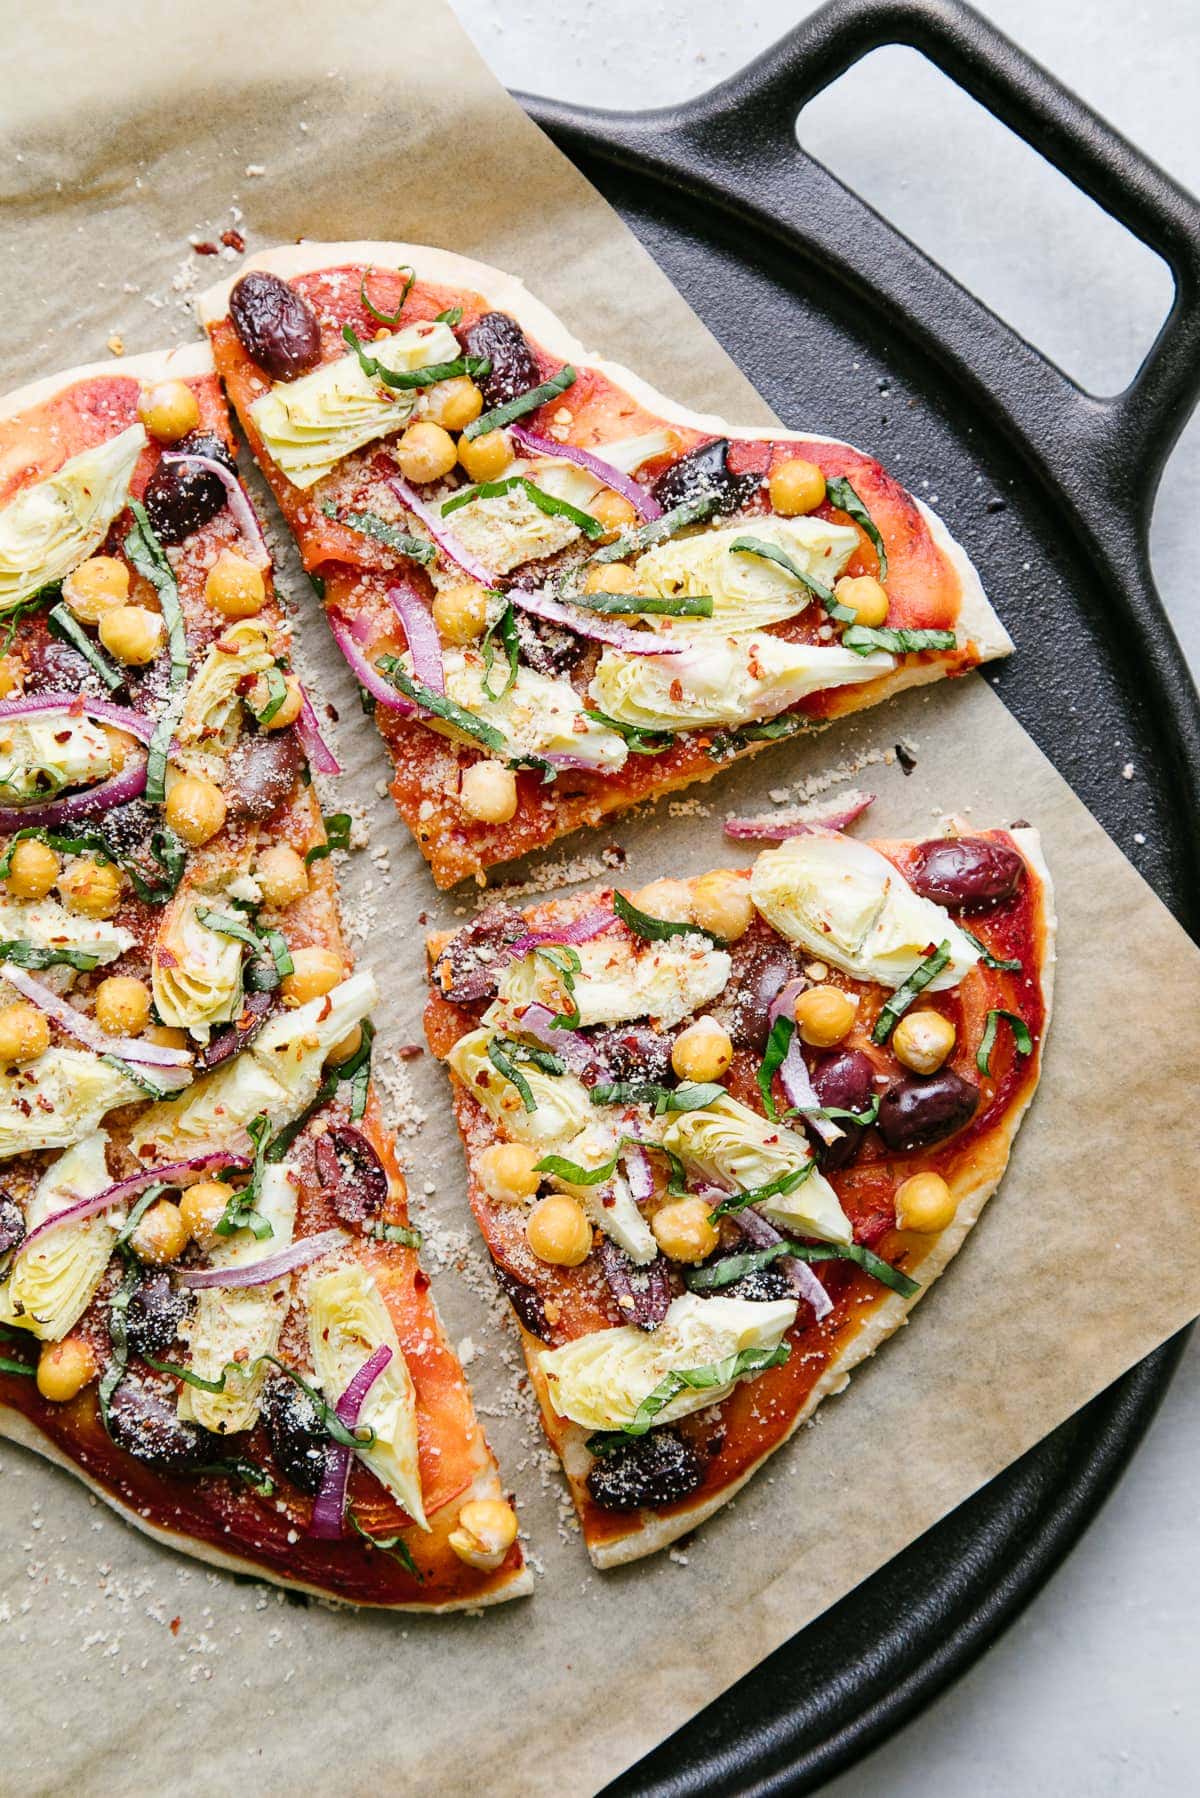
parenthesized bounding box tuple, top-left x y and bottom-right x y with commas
(326, 610, 417, 715)
(733, 1205, 832, 1322)
(622, 1141, 655, 1205)
(386, 472, 498, 587)
(163, 452, 270, 568)
(308, 1343, 393, 1540)
(510, 425, 662, 521)
(20, 1151, 250, 1251)
(295, 685, 342, 775)
(514, 1002, 598, 1075)
(510, 587, 686, 657)
(0, 758, 149, 833)
(0, 692, 156, 742)
(0, 964, 193, 1068)
(507, 908, 616, 959)
(766, 979, 842, 1146)
(179, 1227, 347, 1290)
(387, 582, 444, 696)
(724, 792, 876, 842)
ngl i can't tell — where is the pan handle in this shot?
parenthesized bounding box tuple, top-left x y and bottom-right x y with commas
(522, 0, 1200, 533)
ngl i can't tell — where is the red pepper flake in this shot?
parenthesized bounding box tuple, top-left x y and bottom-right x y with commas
(221, 228, 246, 252)
(169, 1616, 181, 1636)
(191, 241, 220, 256)
(669, 678, 684, 704)
(396, 1044, 424, 1061)
(414, 1268, 430, 1293)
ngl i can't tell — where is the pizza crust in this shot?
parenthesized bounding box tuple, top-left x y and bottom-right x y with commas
(0, 340, 216, 425)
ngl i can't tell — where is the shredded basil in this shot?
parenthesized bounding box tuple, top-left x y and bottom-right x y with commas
(976, 1007, 1033, 1076)
(684, 1242, 790, 1293)
(612, 887, 725, 947)
(367, 1219, 422, 1249)
(961, 926, 1023, 973)
(782, 1237, 919, 1299)
(590, 493, 719, 565)
(589, 1078, 726, 1115)
(359, 263, 415, 327)
(871, 942, 952, 1043)
(114, 1182, 167, 1251)
(462, 364, 577, 441)
(142, 1354, 231, 1393)
(567, 589, 714, 618)
(706, 712, 815, 759)
(786, 1094, 882, 1129)
(532, 943, 581, 1029)
(0, 1354, 35, 1377)
(99, 1260, 140, 1439)
(196, 907, 291, 993)
(580, 708, 677, 755)
(46, 602, 124, 692)
(375, 657, 506, 752)
(0, 590, 57, 650)
(214, 1114, 274, 1241)
(728, 535, 838, 610)
(305, 810, 353, 866)
(434, 306, 463, 327)
(319, 501, 435, 566)
(757, 1014, 794, 1122)
(345, 1018, 374, 1122)
(102, 1054, 183, 1100)
(442, 474, 603, 541)
(195, 1456, 277, 1497)
(247, 663, 288, 726)
(0, 825, 183, 906)
(151, 1352, 375, 1451)
(843, 625, 957, 657)
(124, 501, 188, 805)
(342, 324, 489, 391)
(310, 573, 326, 601)
(534, 1147, 619, 1186)
(707, 1163, 815, 1219)
(0, 938, 99, 971)
(825, 476, 888, 581)
(480, 599, 520, 701)
(348, 1507, 422, 1578)
(587, 1342, 791, 1451)
(486, 1036, 537, 1112)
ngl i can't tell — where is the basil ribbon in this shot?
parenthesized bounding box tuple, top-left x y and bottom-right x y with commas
(976, 1007, 1033, 1076)
(462, 364, 577, 441)
(825, 475, 888, 581)
(871, 942, 952, 1043)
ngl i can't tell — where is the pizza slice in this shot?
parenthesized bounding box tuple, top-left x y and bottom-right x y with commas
(197, 243, 1011, 890)
(0, 347, 529, 1609)
(425, 816, 1053, 1565)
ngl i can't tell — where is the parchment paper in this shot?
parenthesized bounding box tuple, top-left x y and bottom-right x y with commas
(3, 4, 1200, 1794)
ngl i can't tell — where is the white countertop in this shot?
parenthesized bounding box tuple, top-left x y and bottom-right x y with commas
(451, 2, 1200, 1790)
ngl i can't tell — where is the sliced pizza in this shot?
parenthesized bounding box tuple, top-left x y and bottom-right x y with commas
(0, 347, 529, 1609)
(425, 818, 1054, 1565)
(197, 243, 1011, 890)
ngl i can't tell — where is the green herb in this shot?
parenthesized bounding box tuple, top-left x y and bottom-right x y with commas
(707, 1163, 815, 1220)
(871, 942, 952, 1043)
(534, 1147, 619, 1186)
(567, 589, 714, 618)
(196, 907, 292, 993)
(442, 474, 603, 541)
(781, 1237, 919, 1299)
(101, 1054, 183, 1101)
(367, 1220, 422, 1249)
(0, 591, 57, 652)
(114, 1183, 166, 1251)
(195, 1456, 277, 1497)
(580, 708, 677, 756)
(684, 1242, 790, 1293)
(345, 1017, 374, 1122)
(434, 306, 463, 327)
(706, 712, 815, 760)
(214, 1114, 274, 1241)
(0, 825, 184, 906)
(825, 475, 888, 581)
(247, 663, 288, 726)
(613, 887, 724, 947)
(375, 657, 506, 752)
(143, 1355, 231, 1393)
(99, 1260, 140, 1439)
(533, 943, 581, 1029)
(305, 811, 353, 866)
(511, 1042, 568, 1076)
(728, 535, 839, 610)
(310, 573, 326, 601)
(785, 1094, 881, 1128)
(150, 1353, 375, 1451)
(348, 1508, 421, 1579)
(462, 364, 577, 441)
(359, 685, 376, 716)
(590, 493, 719, 565)
(342, 324, 488, 391)
(843, 625, 956, 657)
(487, 1036, 536, 1113)
(46, 602, 124, 692)
(589, 1079, 727, 1115)
(587, 1343, 791, 1451)
(125, 500, 188, 805)
(976, 1007, 1033, 1076)
(319, 501, 435, 566)
(0, 1354, 35, 1377)
(359, 262, 415, 327)
(757, 1014, 794, 1122)
(480, 599, 520, 701)
(961, 926, 1023, 973)
(0, 938, 99, 972)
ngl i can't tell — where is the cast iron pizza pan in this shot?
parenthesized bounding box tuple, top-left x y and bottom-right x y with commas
(518, 0, 1200, 1788)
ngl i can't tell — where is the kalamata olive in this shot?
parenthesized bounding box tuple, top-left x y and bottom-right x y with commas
(0, 1192, 25, 1255)
(586, 1022, 674, 1085)
(878, 1068, 980, 1152)
(107, 1374, 204, 1471)
(464, 310, 542, 407)
(314, 1126, 388, 1224)
(490, 1259, 551, 1341)
(650, 437, 761, 516)
(908, 837, 1025, 911)
(434, 904, 529, 1005)
(224, 730, 303, 821)
(514, 610, 587, 677)
(229, 271, 323, 382)
(200, 990, 276, 1070)
(721, 937, 805, 1052)
(142, 430, 237, 545)
(810, 1048, 878, 1171)
(262, 1375, 330, 1496)
(586, 1428, 706, 1512)
(24, 633, 102, 695)
(598, 1239, 671, 1331)
(124, 1272, 194, 1359)
(721, 1261, 794, 1304)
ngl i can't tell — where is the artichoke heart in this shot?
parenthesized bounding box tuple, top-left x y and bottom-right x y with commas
(0, 1131, 114, 1339)
(493, 930, 729, 1031)
(0, 892, 134, 968)
(0, 1052, 140, 1161)
(177, 622, 275, 759)
(589, 633, 894, 732)
(0, 425, 146, 613)
(448, 1027, 592, 1149)
(750, 833, 981, 991)
(663, 1092, 851, 1245)
(546, 1124, 656, 1265)
(307, 1262, 428, 1529)
(539, 1292, 796, 1433)
(0, 712, 114, 808)
(250, 319, 459, 489)
(178, 1163, 298, 1435)
(444, 483, 578, 576)
(152, 890, 246, 1037)
(401, 647, 626, 774)
(634, 517, 860, 636)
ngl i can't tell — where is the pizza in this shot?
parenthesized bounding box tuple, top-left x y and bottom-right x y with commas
(0, 347, 530, 1610)
(425, 818, 1054, 1565)
(196, 243, 1012, 890)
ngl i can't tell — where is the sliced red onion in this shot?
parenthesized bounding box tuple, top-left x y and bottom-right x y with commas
(163, 452, 270, 568)
(0, 693, 156, 742)
(387, 582, 444, 697)
(622, 1141, 655, 1205)
(724, 792, 876, 842)
(0, 756, 148, 832)
(765, 978, 842, 1147)
(326, 610, 417, 714)
(295, 684, 342, 775)
(386, 472, 498, 586)
(506, 907, 616, 959)
(20, 1151, 250, 1251)
(308, 1343, 393, 1540)
(733, 1206, 832, 1322)
(0, 964, 193, 1069)
(510, 586, 686, 657)
(515, 1002, 600, 1076)
(598, 1237, 671, 1331)
(510, 425, 661, 521)
(179, 1227, 347, 1289)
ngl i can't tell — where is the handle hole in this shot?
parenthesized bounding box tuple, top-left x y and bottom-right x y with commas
(795, 45, 1174, 397)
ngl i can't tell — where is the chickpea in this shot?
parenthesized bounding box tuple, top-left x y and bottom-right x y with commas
(459, 760, 517, 825)
(137, 379, 200, 444)
(393, 421, 458, 484)
(62, 555, 130, 624)
(164, 774, 227, 847)
(582, 562, 640, 598)
(525, 1193, 592, 1267)
(94, 975, 151, 1037)
(36, 1337, 98, 1403)
(0, 654, 21, 700)
(423, 376, 483, 433)
(448, 1497, 519, 1571)
(432, 581, 489, 646)
(5, 838, 60, 901)
(130, 1198, 190, 1265)
(479, 1141, 541, 1205)
(671, 1016, 734, 1084)
(630, 878, 693, 923)
(325, 1025, 362, 1066)
(690, 870, 753, 943)
(281, 945, 344, 1006)
(458, 428, 513, 484)
(179, 1179, 234, 1244)
(205, 549, 266, 619)
(895, 1170, 957, 1234)
(98, 604, 163, 666)
(0, 1003, 50, 1065)
(652, 1195, 720, 1265)
(892, 1008, 956, 1075)
(833, 574, 889, 629)
(589, 489, 638, 537)
(252, 672, 303, 730)
(768, 457, 827, 516)
(794, 984, 858, 1048)
(255, 844, 309, 909)
(58, 856, 123, 919)
(143, 1023, 189, 1052)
